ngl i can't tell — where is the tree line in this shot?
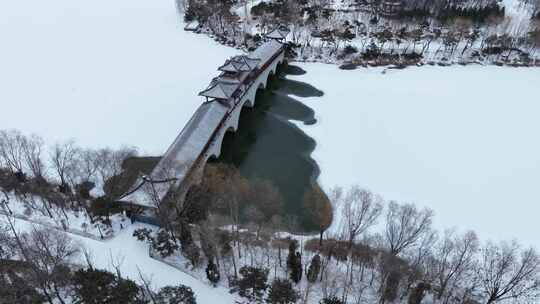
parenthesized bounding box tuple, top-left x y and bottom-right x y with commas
(133, 181, 540, 304)
(179, 0, 540, 66)
(0, 129, 141, 228)
(3, 129, 540, 304)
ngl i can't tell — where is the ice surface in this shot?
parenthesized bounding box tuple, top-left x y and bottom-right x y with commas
(291, 64, 540, 249)
(0, 0, 237, 155)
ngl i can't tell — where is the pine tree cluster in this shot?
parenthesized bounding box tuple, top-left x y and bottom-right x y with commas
(286, 240, 303, 284)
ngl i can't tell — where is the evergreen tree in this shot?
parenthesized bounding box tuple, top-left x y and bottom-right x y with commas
(232, 266, 269, 301)
(362, 41, 381, 60)
(156, 285, 197, 304)
(133, 228, 153, 242)
(205, 260, 220, 286)
(320, 297, 344, 304)
(71, 268, 144, 304)
(153, 229, 179, 258)
(290, 252, 302, 284)
(287, 240, 302, 284)
(307, 254, 321, 283)
(286, 240, 298, 272)
(0, 269, 44, 304)
(133, 228, 179, 258)
(266, 279, 299, 304)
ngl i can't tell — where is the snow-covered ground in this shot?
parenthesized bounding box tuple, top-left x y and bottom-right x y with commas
(290, 64, 540, 249)
(3, 217, 238, 303)
(2, 191, 129, 239)
(0, 0, 236, 155)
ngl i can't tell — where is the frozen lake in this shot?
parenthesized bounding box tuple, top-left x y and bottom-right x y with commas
(2, 0, 540, 250)
(291, 64, 540, 249)
(0, 0, 236, 154)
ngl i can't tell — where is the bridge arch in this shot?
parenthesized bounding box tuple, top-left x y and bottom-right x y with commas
(244, 98, 255, 108)
(267, 70, 275, 83)
(206, 58, 288, 162)
(120, 40, 288, 209)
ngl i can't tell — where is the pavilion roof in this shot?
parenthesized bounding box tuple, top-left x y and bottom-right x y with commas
(198, 78, 239, 100)
(266, 27, 290, 40)
(218, 55, 261, 73)
(219, 72, 243, 84)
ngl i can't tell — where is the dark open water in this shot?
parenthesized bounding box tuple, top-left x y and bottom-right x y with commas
(212, 64, 327, 231)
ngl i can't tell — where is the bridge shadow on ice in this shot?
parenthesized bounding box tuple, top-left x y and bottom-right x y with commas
(212, 64, 327, 231)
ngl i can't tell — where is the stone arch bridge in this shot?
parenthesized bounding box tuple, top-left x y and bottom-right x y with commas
(120, 31, 288, 209)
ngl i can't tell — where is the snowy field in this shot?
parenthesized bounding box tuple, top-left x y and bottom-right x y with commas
(291, 64, 540, 249)
(0, 0, 236, 154)
(4, 218, 238, 303)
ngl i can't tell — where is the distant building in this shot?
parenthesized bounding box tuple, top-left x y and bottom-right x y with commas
(266, 27, 290, 42)
(184, 21, 200, 32)
(380, 0, 403, 16)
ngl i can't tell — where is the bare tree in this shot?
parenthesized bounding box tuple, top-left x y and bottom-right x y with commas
(65, 148, 100, 194)
(0, 129, 26, 176)
(337, 186, 383, 302)
(304, 184, 333, 246)
(429, 230, 479, 303)
(384, 201, 434, 256)
(2, 214, 79, 304)
(139, 157, 193, 241)
(203, 163, 250, 266)
(340, 186, 383, 250)
(249, 178, 284, 221)
(94, 146, 137, 199)
(49, 140, 79, 192)
(108, 249, 126, 279)
(244, 205, 265, 239)
(477, 241, 540, 304)
(398, 227, 438, 302)
(21, 134, 47, 181)
(25, 228, 80, 304)
(379, 201, 434, 303)
(1, 214, 56, 304)
(136, 266, 158, 303)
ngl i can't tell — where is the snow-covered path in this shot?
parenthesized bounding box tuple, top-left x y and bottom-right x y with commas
(4, 217, 237, 303)
(0, 0, 236, 155)
(291, 64, 540, 249)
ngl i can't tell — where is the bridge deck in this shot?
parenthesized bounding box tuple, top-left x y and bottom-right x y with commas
(121, 39, 284, 207)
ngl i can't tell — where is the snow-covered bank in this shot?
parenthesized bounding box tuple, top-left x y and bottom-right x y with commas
(290, 64, 540, 249)
(0, 0, 236, 155)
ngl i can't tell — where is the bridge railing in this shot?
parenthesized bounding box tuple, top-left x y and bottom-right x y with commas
(171, 44, 286, 201)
